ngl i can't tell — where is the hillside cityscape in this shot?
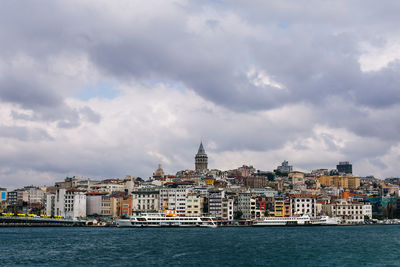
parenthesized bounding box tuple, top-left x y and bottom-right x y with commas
(1, 141, 399, 225)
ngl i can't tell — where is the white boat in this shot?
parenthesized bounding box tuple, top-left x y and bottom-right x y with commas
(117, 213, 217, 228)
(253, 215, 339, 226)
(310, 215, 340, 225)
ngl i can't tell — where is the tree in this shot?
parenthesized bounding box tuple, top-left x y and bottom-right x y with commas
(234, 210, 243, 220)
(266, 173, 275, 181)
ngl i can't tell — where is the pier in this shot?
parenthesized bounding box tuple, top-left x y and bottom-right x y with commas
(0, 216, 86, 227)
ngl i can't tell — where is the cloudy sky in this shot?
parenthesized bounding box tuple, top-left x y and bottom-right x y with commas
(1, 0, 400, 188)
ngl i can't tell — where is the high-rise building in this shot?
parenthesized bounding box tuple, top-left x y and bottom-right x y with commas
(195, 141, 208, 172)
(337, 161, 352, 174)
(276, 160, 293, 173)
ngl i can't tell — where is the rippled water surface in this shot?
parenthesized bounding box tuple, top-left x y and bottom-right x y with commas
(1, 226, 400, 266)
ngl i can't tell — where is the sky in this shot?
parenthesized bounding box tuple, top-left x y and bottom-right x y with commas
(1, 0, 400, 188)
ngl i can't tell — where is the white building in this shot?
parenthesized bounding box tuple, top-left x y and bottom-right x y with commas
(132, 189, 160, 213)
(91, 183, 125, 193)
(44, 193, 55, 216)
(160, 188, 189, 216)
(86, 193, 107, 216)
(290, 194, 317, 217)
(55, 189, 87, 219)
(26, 187, 44, 204)
(209, 189, 226, 219)
(222, 197, 234, 221)
(363, 204, 373, 219)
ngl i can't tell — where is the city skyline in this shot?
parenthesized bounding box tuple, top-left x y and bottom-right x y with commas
(2, 1, 400, 188)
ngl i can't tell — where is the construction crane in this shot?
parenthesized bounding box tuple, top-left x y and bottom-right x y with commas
(162, 200, 178, 217)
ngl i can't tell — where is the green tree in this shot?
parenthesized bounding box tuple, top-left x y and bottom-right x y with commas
(234, 210, 243, 220)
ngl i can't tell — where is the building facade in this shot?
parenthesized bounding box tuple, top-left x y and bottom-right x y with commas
(327, 199, 364, 224)
(238, 193, 251, 220)
(132, 189, 160, 213)
(44, 193, 55, 216)
(0, 188, 7, 202)
(209, 189, 225, 219)
(318, 176, 360, 189)
(337, 161, 352, 174)
(290, 194, 317, 217)
(185, 193, 203, 217)
(55, 189, 87, 219)
(277, 160, 293, 173)
(160, 188, 189, 216)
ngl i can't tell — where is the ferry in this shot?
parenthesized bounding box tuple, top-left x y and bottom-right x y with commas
(117, 213, 217, 228)
(252, 215, 340, 226)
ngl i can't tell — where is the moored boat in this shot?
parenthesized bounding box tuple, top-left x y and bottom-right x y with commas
(252, 214, 339, 226)
(117, 213, 217, 228)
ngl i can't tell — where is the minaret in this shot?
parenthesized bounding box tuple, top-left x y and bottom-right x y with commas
(195, 141, 208, 172)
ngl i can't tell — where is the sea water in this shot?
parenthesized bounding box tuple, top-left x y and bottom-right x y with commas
(1, 226, 399, 266)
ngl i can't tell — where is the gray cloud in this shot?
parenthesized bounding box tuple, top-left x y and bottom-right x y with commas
(1, 1, 400, 187)
(0, 126, 53, 141)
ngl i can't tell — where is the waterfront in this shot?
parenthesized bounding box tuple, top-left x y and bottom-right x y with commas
(1, 226, 400, 266)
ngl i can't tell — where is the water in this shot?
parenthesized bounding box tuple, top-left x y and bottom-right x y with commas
(1, 226, 400, 266)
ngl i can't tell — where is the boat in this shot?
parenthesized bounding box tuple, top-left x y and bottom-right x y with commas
(252, 214, 340, 226)
(310, 215, 340, 225)
(117, 213, 217, 228)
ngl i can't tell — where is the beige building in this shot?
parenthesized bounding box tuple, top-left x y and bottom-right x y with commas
(110, 192, 124, 218)
(326, 199, 364, 224)
(101, 195, 111, 216)
(185, 193, 203, 217)
(289, 171, 305, 185)
(221, 197, 234, 221)
(318, 176, 360, 189)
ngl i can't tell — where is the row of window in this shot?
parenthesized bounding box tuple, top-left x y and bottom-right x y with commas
(334, 211, 361, 215)
(160, 189, 187, 193)
(294, 199, 314, 202)
(134, 194, 157, 198)
(333, 205, 362, 209)
(137, 200, 155, 204)
(295, 204, 314, 208)
(161, 198, 186, 201)
(136, 205, 155, 210)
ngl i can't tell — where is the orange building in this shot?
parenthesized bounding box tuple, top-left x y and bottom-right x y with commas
(119, 196, 133, 217)
(342, 192, 358, 200)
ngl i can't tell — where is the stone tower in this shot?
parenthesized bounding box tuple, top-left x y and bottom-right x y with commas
(195, 141, 208, 172)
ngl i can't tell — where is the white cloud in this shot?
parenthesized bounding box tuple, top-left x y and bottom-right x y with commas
(359, 39, 400, 72)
